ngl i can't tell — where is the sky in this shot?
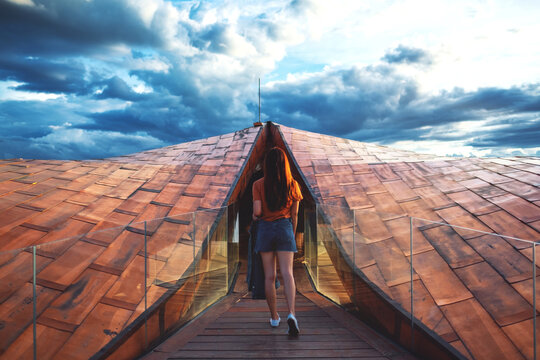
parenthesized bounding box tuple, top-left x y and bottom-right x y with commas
(0, 0, 539, 160)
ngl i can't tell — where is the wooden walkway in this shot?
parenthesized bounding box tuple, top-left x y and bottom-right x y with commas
(141, 264, 417, 360)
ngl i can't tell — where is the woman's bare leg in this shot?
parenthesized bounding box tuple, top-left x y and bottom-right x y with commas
(276, 251, 295, 316)
(260, 251, 279, 320)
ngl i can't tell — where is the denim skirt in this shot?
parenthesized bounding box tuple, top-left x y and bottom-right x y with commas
(255, 217, 297, 253)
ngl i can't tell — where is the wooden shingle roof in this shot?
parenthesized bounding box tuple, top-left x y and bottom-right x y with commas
(0, 126, 260, 359)
(1, 122, 539, 359)
(277, 124, 540, 360)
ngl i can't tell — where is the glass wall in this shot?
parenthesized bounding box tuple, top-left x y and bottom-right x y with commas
(304, 203, 538, 360)
(0, 204, 239, 359)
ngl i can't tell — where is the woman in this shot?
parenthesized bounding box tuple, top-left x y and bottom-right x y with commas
(252, 147, 303, 336)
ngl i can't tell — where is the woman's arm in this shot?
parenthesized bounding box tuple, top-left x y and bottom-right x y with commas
(290, 200, 299, 234)
(253, 200, 262, 221)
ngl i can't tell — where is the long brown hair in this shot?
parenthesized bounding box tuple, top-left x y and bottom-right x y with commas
(264, 147, 294, 211)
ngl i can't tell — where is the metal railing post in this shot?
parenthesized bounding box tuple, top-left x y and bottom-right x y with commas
(33, 246, 37, 360)
(192, 211, 196, 261)
(144, 221, 148, 350)
(534, 243, 537, 360)
(352, 209, 356, 302)
(410, 217, 414, 350)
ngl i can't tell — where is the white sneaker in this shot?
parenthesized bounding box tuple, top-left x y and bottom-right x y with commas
(270, 316, 280, 327)
(287, 313, 299, 336)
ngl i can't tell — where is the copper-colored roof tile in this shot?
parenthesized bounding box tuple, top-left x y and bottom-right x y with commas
(413, 250, 473, 306)
(14, 170, 61, 185)
(369, 238, 414, 286)
(71, 197, 121, 225)
(353, 209, 392, 243)
(37, 241, 105, 291)
(384, 216, 433, 256)
(311, 159, 333, 175)
(39, 269, 117, 332)
(24, 188, 78, 210)
(169, 195, 202, 217)
(141, 171, 172, 192)
(430, 175, 467, 194)
(382, 180, 419, 203)
(152, 182, 186, 206)
(148, 220, 191, 261)
(367, 192, 405, 220)
(24, 203, 84, 232)
(128, 204, 170, 235)
(183, 174, 214, 198)
(52, 303, 132, 360)
(401, 198, 442, 224)
(455, 261, 532, 326)
(105, 178, 145, 200)
(436, 206, 491, 239)
(0, 192, 35, 212)
(131, 164, 162, 180)
(497, 180, 540, 202)
(96, 168, 136, 186)
(488, 193, 540, 223)
(469, 184, 508, 199)
(511, 277, 539, 312)
(370, 164, 400, 182)
(469, 170, 513, 185)
(0, 180, 32, 196)
(479, 210, 539, 245)
(80, 182, 114, 196)
(88, 163, 122, 176)
(447, 190, 499, 216)
(391, 280, 457, 342)
(315, 174, 344, 199)
(468, 235, 533, 283)
(212, 166, 239, 186)
(348, 161, 371, 174)
(102, 255, 163, 310)
(504, 170, 540, 187)
(408, 162, 440, 177)
(423, 226, 483, 268)
(397, 170, 432, 189)
(0, 283, 59, 353)
(0, 251, 51, 303)
(460, 177, 490, 189)
(65, 192, 99, 207)
(125, 284, 168, 325)
(0, 323, 71, 360)
(34, 219, 95, 257)
(449, 340, 473, 360)
(57, 174, 103, 192)
(413, 186, 453, 210)
(84, 212, 135, 246)
(0, 206, 41, 235)
(361, 264, 392, 295)
(200, 185, 228, 209)
(389, 162, 413, 171)
(530, 219, 540, 233)
(0, 225, 46, 252)
(441, 298, 523, 360)
(157, 242, 197, 284)
(502, 319, 538, 360)
(341, 183, 371, 210)
(116, 189, 158, 215)
(91, 231, 145, 275)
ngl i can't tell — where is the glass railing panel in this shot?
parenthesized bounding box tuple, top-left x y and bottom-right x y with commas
(150, 211, 196, 287)
(303, 204, 318, 287)
(411, 217, 537, 360)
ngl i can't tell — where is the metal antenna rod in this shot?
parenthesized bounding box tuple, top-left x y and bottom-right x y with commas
(258, 77, 261, 123)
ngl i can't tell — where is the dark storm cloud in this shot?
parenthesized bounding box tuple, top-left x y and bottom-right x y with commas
(263, 65, 540, 151)
(0, 0, 160, 57)
(382, 45, 433, 65)
(0, 56, 91, 94)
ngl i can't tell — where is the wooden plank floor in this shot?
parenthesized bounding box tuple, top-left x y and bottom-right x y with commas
(142, 263, 417, 360)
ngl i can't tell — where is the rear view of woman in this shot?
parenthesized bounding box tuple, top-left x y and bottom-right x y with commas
(252, 147, 303, 336)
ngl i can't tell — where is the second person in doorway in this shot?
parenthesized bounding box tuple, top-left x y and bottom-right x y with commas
(252, 146, 303, 336)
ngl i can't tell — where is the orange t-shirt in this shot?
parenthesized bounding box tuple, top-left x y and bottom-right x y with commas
(252, 178, 303, 221)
